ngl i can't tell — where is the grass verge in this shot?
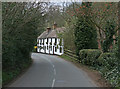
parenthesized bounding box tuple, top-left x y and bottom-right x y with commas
(59, 54, 112, 87)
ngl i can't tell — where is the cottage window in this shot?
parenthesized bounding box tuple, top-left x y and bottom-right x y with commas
(47, 46, 48, 50)
(55, 38, 57, 45)
(43, 39, 44, 45)
(40, 39, 42, 45)
(44, 46, 46, 53)
(60, 47, 62, 53)
(47, 38, 48, 43)
(55, 47, 57, 52)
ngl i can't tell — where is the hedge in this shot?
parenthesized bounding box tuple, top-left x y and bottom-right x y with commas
(2, 3, 45, 85)
(97, 53, 119, 87)
(79, 49, 102, 66)
(79, 49, 119, 87)
(74, 15, 98, 56)
(97, 53, 118, 69)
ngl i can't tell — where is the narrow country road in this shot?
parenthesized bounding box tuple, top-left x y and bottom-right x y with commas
(9, 53, 97, 87)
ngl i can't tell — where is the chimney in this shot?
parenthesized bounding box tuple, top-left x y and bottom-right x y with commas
(47, 27, 51, 34)
(53, 22, 57, 30)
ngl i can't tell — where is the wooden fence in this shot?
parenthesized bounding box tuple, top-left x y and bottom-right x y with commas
(64, 49, 79, 60)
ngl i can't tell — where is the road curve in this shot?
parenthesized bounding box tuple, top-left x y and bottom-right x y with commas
(9, 53, 97, 87)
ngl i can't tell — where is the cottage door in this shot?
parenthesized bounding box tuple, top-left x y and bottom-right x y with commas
(49, 46, 50, 54)
(44, 46, 46, 53)
(53, 46, 54, 54)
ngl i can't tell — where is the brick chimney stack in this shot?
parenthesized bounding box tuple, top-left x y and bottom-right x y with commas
(47, 27, 51, 34)
(53, 22, 57, 30)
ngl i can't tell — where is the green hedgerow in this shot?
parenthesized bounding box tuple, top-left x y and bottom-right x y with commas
(79, 49, 102, 66)
(74, 16, 98, 56)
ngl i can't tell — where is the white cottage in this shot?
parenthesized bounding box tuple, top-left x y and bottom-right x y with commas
(37, 23, 64, 55)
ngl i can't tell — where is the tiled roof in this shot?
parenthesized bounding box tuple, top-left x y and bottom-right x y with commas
(38, 31, 49, 38)
(56, 27, 65, 33)
(38, 27, 65, 38)
(47, 30, 57, 38)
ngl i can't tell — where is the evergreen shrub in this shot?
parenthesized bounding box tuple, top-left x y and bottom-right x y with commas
(74, 16, 98, 56)
(79, 49, 102, 66)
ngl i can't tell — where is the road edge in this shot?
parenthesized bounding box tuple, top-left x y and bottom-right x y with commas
(3, 58, 33, 87)
(58, 54, 112, 87)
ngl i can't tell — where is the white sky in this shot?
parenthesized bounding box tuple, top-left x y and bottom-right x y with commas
(1, 0, 120, 2)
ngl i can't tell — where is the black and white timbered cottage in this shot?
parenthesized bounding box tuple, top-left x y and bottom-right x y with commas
(37, 23, 64, 55)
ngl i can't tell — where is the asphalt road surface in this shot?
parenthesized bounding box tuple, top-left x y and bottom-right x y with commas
(9, 53, 97, 87)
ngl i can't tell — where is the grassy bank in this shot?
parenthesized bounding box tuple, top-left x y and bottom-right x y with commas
(60, 51, 120, 88)
(59, 54, 113, 87)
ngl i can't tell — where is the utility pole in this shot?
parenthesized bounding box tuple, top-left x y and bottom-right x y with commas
(118, 1, 120, 74)
(118, 1, 120, 58)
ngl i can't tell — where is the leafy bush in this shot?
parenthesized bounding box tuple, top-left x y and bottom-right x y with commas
(79, 49, 102, 66)
(2, 2, 45, 85)
(79, 49, 119, 87)
(62, 25, 76, 52)
(97, 53, 119, 87)
(97, 53, 118, 68)
(74, 16, 98, 56)
(102, 20, 115, 52)
(118, 35, 120, 59)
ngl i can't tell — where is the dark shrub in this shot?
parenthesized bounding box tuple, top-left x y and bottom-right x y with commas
(74, 16, 98, 56)
(102, 20, 115, 52)
(79, 49, 102, 66)
(97, 53, 118, 68)
(97, 53, 119, 87)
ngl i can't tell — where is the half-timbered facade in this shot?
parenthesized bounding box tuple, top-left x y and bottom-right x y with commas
(37, 23, 64, 55)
